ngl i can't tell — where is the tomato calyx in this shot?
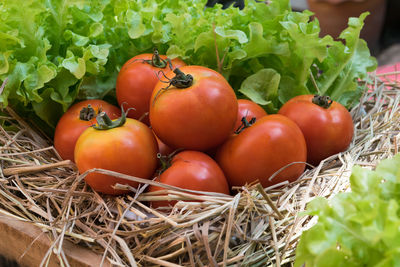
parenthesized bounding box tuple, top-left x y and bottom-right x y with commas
(143, 48, 172, 69)
(158, 68, 193, 89)
(312, 95, 333, 109)
(79, 104, 97, 121)
(93, 106, 128, 130)
(152, 68, 194, 104)
(235, 116, 256, 134)
(156, 148, 183, 175)
(168, 68, 194, 89)
(156, 153, 171, 175)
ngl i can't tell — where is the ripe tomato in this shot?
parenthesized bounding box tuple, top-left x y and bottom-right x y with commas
(74, 112, 158, 195)
(116, 50, 186, 125)
(54, 99, 121, 162)
(278, 95, 354, 165)
(148, 151, 230, 208)
(149, 66, 238, 151)
(215, 115, 307, 188)
(234, 99, 267, 131)
(154, 133, 174, 157)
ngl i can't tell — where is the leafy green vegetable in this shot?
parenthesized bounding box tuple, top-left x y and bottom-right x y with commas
(239, 68, 280, 113)
(295, 154, 400, 267)
(0, 0, 376, 132)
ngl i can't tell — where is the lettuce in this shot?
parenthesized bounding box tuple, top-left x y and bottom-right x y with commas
(0, 0, 376, 131)
(295, 154, 400, 267)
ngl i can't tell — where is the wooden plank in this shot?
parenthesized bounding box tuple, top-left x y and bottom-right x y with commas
(0, 215, 110, 267)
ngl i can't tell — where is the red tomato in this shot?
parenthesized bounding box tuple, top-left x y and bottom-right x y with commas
(154, 133, 174, 157)
(74, 114, 158, 195)
(148, 151, 230, 208)
(149, 66, 238, 151)
(234, 99, 267, 131)
(215, 115, 307, 188)
(54, 100, 121, 162)
(278, 95, 354, 165)
(116, 50, 186, 125)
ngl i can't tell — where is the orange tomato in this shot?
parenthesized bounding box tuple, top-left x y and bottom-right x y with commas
(116, 50, 186, 125)
(54, 99, 121, 162)
(75, 114, 158, 195)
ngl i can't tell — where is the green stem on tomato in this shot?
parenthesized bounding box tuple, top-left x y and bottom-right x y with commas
(93, 106, 127, 130)
(144, 48, 172, 69)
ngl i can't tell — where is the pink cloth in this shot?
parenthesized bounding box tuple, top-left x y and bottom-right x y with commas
(376, 63, 400, 83)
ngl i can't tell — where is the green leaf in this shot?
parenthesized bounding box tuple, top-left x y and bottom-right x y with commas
(64, 30, 90, 47)
(243, 22, 288, 59)
(78, 72, 117, 100)
(0, 51, 12, 74)
(214, 26, 248, 44)
(239, 68, 280, 107)
(32, 88, 64, 127)
(62, 51, 86, 79)
(296, 155, 400, 267)
(315, 12, 377, 105)
(126, 10, 146, 39)
(89, 22, 104, 37)
(350, 166, 381, 195)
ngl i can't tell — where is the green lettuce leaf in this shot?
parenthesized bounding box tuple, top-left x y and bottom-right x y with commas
(295, 154, 400, 267)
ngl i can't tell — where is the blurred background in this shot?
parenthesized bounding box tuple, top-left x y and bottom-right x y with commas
(291, 0, 400, 66)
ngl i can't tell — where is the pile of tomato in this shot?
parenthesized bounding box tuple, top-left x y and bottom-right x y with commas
(53, 50, 354, 208)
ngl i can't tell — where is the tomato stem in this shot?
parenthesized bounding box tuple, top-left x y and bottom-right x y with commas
(93, 106, 127, 130)
(312, 95, 333, 109)
(170, 68, 194, 89)
(235, 116, 256, 134)
(79, 104, 97, 121)
(143, 48, 172, 69)
(157, 153, 171, 173)
(152, 68, 194, 105)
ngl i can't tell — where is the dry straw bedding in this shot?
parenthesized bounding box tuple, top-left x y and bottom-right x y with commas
(0, 73, 399, 267)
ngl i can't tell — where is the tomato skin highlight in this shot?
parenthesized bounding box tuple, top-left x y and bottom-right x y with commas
(74, 118, 158, 195)
(148, 151, 230, 208)
(149, 66, 238, 151)
(234, 99, 267, 131)
(54, 100, 121, 162)
(215, 114, 307, 188)
(278, 95, 354, 165)
(116, 53, 186, 125)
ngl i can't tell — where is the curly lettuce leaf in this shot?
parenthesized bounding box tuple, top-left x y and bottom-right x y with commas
(0, 0, 376, 132)
(295, 154, 400, 267)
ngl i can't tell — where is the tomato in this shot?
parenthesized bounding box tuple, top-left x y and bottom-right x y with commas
(215, 115, 307, 188)
(54, 99, 121, 162)
(278, 95, 354, 165)
(234, 99, 267, 131)
(148, 151, 230, 208)
(149, 66, 238, 151)
(154, 133, 174, 157)
(116, 50, 186, 125)
(74, 112, 158, 195)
